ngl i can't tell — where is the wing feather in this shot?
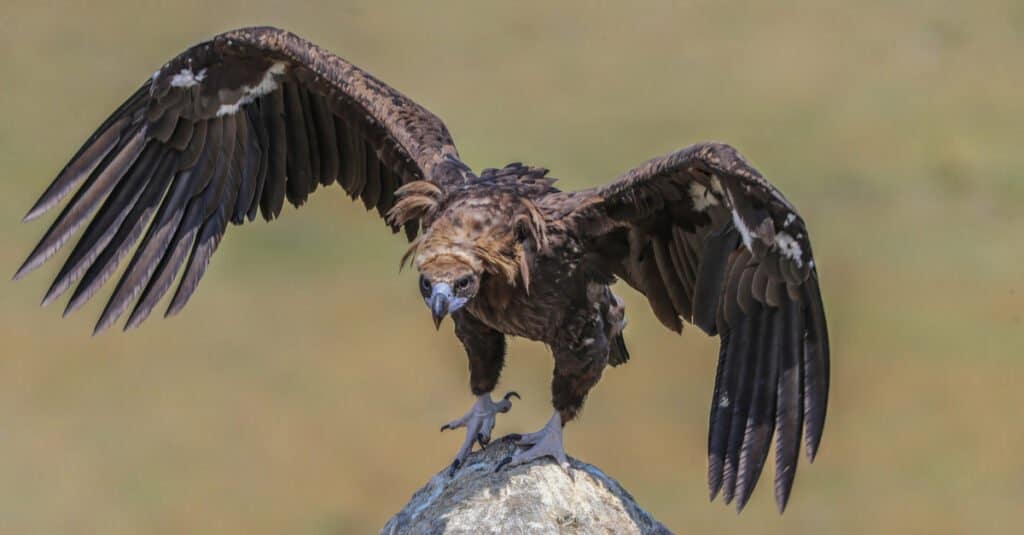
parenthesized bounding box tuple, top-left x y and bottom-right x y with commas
(773, 297, 804, 512)
(93, 151, 181, 333)
(19, 26, 468, 331)
(361, 144, 382, 210)
(15, 126, 147, 279)
(22, 86, 148, 222)
(282, 81, 313, 205)
(308, 91, 340, 186)
(260, 89, 288, 219)
(124, 152, 211, 329)
(65, 145, 174, 316)
(298, 86, 322, 187)
(735, 303, 782, 510)
(651, 234, 691, 321)
(244, 104, 270, 221)
(567, 141, 829, 512)
(721, 301, 761, 504)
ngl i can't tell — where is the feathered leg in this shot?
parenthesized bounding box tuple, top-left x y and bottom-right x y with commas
(498, 316, 610, 471)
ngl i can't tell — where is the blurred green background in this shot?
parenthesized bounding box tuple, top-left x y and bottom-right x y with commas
(2, 1, 1022, 533)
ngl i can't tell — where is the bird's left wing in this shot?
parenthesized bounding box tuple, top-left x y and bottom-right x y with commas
(564, 142, 829, 512)
(16, 27, 472, 334)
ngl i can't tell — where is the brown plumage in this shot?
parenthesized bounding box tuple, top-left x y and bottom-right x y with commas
(16, 27, 829, 513)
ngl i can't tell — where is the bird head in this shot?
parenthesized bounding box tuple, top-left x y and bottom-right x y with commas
(417, 253, 482, 329)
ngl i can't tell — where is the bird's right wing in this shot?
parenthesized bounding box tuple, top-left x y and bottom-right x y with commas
(17, 26, 473, 333)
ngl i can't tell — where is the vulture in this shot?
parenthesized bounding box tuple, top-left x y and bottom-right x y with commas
(16, 27, 829, 512)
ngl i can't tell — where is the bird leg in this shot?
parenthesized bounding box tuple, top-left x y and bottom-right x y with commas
(441, 391, 519, 475)
(496, 410, 569, 472)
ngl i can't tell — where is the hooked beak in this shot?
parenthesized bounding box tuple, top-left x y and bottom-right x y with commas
(429, 285, 450, 330)
(427, 282, 468, 329)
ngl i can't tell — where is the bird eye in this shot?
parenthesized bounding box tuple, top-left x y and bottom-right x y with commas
(455, 276, 472, 291)
(419, 275, 431, 296)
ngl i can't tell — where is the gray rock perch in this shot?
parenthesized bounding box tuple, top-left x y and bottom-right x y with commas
(382, 436, 672, 534)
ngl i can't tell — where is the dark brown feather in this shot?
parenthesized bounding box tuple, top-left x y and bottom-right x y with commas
(149, 107, 181, 143)
(282, 81, 312, 205)
(166, 118, 194, 151)
(93, 151, 180, 333)
(65, 144, 168, 317)
(260, 89, 288, 219)
(666, 238, 695, 314)
(708, 329, 735, 500)
(636, 239, 682, 332)
(297, 85, 321, 187)
(721, 300, 765, 505)
(773, 297, 804, 512)
(307, 89, 339, 185)
(802, 277, 830, 461)
(361, 143, 381, 209)
(651, 234, 691, 321)
(124, 148, 213, 329)
(735, 305, 781, 511)
(244, 104, 269, 221)
(22, 84, 148, 222)
(41, 141, 159, 306)
(177, 119, 207, 170)
(15, 128, 147, 280)
(692, 226, 739, 335)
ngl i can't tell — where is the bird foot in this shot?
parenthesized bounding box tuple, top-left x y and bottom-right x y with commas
(495, 411, 569, 473)
(441, 391, 520, 476)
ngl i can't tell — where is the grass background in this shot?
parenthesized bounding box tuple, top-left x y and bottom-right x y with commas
(2, 1, 1022, 533)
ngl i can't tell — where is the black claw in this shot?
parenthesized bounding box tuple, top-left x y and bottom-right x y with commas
(504, 391, 521, 401)
(506, 433, 522, 443)
(448, 459, 461, 477)
(495, 456, 513, 473)
(440, 424, 448, 432)
(477, 432, 490, 447)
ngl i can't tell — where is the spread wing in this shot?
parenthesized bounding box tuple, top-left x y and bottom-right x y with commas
(16, 26, 472, 334)
(567, 142, 829, 512)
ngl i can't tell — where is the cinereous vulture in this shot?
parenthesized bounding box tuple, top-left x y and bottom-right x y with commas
(17, 27, 829, 512)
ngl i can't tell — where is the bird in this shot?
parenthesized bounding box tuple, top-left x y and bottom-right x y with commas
(15, 27, 829, 513)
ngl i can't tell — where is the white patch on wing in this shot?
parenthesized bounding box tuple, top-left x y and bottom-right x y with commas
(688, 182, 719, 212)
(215, 104, 241, 116)
(720, 181, 761, 250)
(169, 68, 207, 88)
(710, 175, 725, 196)
(723, 184, 754, 250)
(732, 209, 753, 249)
(215, 61, 289, 117)
(784, 213, 797, 226)
(774, 231, 804, 268)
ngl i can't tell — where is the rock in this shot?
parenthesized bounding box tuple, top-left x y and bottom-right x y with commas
(381, 436, 672, 535)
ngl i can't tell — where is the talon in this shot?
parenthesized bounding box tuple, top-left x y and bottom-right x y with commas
(495, 456, 513, 473)
(440, 393, 516, 477)
(504, 391, 521, 401)
(500, 411, 567, 471)
(506, 433, 522, 442)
